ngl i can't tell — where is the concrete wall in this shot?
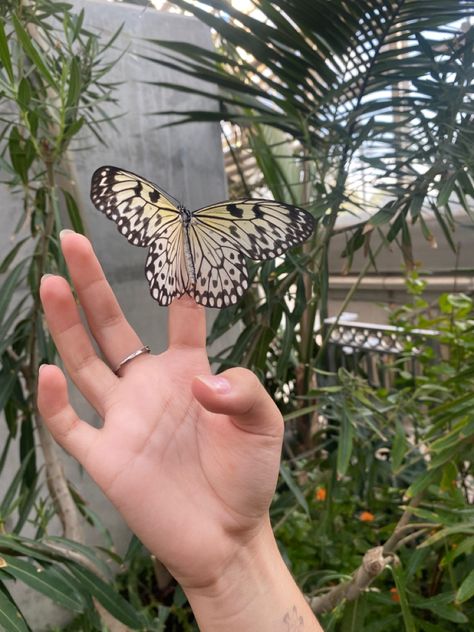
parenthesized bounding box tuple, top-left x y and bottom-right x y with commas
(0, 2, 228, 628)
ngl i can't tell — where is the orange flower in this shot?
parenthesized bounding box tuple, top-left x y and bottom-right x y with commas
(315, 486, 327, 501)
(390, 587, 400, 602)
(359, 511, 375, 522)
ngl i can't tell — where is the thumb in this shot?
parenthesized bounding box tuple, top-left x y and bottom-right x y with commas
(192, 367, 284, 437)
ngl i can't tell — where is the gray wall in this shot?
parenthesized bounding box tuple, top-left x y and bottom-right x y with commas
(0, 2, 228, 628)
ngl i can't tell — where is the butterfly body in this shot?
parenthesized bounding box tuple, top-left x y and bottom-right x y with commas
(90, 166, 315, 308)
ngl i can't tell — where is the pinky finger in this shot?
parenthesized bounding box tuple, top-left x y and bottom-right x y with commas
(37, 364, 98, 464)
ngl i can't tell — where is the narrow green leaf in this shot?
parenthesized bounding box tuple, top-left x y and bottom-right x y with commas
(0, 239, 28, 273)
(0, 20, 14, 83)
(420, 522, 474, 548)
(0, 451, 33, 515)
(437, 173, 457, 207)
(62, 116, 84, 143)
(0, 588, 30, 632)
(279, 463, 309, 515)
(66, 562, 144, 628)
(0, 367, 17, 415)
(337, 410, 353, 478)
(62, 189, 85, 233)
(405, 468, 440, 499)
(65, 55, 81, 110)
(391, 565, 417, 632)
(12, 14, 55, 87)
(391, 421, 408, 474)
(0, 536, 54, 564)
(17, 77, 31, 109)
(456, 570, 474, 605)
(0, 259, 27, 325)
(1, 555, 84, 612)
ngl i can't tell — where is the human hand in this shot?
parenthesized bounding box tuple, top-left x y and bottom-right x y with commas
(37, 231, 284, 591)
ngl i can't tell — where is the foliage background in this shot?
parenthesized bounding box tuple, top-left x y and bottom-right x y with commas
(0, 0, 473, 630)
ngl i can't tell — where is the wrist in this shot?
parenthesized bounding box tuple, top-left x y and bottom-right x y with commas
(182, 517, 322, 632)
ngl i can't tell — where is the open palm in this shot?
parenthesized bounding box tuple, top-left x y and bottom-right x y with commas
(38, 232, 284, 590)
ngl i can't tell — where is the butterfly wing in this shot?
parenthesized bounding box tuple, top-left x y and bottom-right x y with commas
(90, 166, 182, 247)
(191, 199, 315, 260)
(187, 223, 248, 308)
(90, 166, 190, 306)
(185, 199, 314, 307)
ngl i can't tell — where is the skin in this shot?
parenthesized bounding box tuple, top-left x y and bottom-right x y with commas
(37, 231, 323, 631)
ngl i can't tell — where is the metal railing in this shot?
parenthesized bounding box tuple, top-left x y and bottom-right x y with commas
(324, 317, 440, 388)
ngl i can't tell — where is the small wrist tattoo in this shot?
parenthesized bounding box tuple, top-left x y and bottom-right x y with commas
(284, 605, 304, 630)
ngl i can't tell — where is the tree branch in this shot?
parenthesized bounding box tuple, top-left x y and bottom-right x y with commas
(310, 494, 423, 614)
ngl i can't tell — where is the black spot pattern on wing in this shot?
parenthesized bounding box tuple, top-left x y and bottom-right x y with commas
(91, 166, 315, 309)
(90, 166, 180, 247)
(188, 222, 248, 308)
(192, 199, 314, 260)
(145, 225, 190, 306)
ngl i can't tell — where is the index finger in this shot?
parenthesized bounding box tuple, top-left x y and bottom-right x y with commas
(168, 295, 206, 349)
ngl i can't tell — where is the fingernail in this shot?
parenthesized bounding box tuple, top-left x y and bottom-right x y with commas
(39, 363, 49, 372)
(196, 375, 231, 394)
(59, 229, 76, 239)
(41, 273, 53, 283)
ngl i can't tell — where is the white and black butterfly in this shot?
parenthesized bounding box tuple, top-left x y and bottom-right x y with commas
(90, 166, 314, 308)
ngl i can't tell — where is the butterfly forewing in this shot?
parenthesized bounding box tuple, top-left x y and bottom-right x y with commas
(91, 166, 181, 247)
(192, 199, 315, 260)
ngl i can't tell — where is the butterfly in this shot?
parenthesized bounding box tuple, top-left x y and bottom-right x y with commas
(90, 166, 315, 308)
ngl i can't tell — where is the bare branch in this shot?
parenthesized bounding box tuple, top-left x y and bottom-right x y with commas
(310, 494, 424, 614)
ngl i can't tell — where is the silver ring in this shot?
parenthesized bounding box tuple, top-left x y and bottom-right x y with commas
(114, 345, 151, 374)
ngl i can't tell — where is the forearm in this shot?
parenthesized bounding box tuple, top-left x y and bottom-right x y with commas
(182, 518, 323, 632)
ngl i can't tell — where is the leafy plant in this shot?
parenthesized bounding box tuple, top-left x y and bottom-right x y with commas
(0, 1, 156, 628)
(269, 285, 474, 629)
(144, 0, 474, 450)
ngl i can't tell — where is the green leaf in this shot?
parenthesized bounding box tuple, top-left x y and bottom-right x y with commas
(62, 115, 84, 143)
(17, 77, 31, 109)
(0, 19, 14, 83)
(0, 536, 54, 564)
(1, 555, 85, 612)
(0, 238, 28, 274)
(391, 565, 417, 632)
(0, 259, 27, 325)
(62, 189, 85, 233)
(455, 569, 474, 605)
(405, 468, 440, 500)
(279, 463, 309, 515)
(66, 562, 144, 628)
(65, 55, 81, 110)
(0, 365, 17, 415)
(12, 14, 55, 87)
(420, 522, 474, 548)
(337, 409, 353, 478)
(437, 173, 457, 207)
(0, 588, 30, 632)
(368, 201, 399, 227)
(391, 421, 408, 473)
(0, 451, 34, 516)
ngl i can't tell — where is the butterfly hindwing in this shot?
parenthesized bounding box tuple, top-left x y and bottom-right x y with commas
(187, 222, 248, 308)
(90, 166, 181, 247)
(145, 224, 190, 306)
